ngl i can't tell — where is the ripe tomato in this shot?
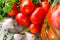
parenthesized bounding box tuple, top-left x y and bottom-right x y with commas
(30, 7, 46, 24)
(47, 4, 60, 29)
(41, 0, 45, 2)
(41, 1, 50, 12)
(29, 24, 40, 34)
(8, 3, 18, 16)
(20, 0, 35, 15)
(16, 13, 31, 26)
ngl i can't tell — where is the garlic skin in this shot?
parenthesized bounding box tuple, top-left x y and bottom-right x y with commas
(2, 18, 14, 30)
(14, 34, 24, 40)
(24, 32, 36, 40)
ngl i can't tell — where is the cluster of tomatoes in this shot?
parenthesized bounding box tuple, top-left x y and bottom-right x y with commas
(8, 0, 50, 34)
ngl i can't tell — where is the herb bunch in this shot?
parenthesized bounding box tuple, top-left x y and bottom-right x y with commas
(0, 0, 19, 21)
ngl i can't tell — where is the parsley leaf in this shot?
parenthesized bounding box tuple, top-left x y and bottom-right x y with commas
(11, 0, 19, 3)
(0, 0, 12, 21)
(3, 5, 12, 13)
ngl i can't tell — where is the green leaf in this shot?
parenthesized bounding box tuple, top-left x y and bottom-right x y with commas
(11, 0, 19, 3)
(32, 0, 40, 4)
(0, 0, 6, 4)
(3, 5, 12, 13)
(0, 15, 3, 21)
(21, 27, 29, 34)
(0, 7, 3, 14)
(5, 0, 11, 2)
(0, 0, 13, 21)
(48, 0, 54, 4)
(58, 0, 60, 3)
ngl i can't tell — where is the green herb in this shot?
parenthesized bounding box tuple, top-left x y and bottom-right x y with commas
(0, 0, 12, 21)
(0, 0, 19, 21)
(3, 5, 12, 13)
(0, 15, 3, 21)
(58, 0, 60, 3)
(32, 0, 40, 4)
(48, 0, 54, 4)
(11, 0, 19, 3)
(21, 27, 29, 34)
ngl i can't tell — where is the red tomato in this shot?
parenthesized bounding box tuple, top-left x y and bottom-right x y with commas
(47, 4, 60, 29)
(30, 7, 46, 24)
(41, 1, 50, 12)
(20, 0, 35, 15)
(41, 0, 45, 2)
(8, 3, 18, 16)
(16, 13, 31, 26)
(29, 24, 40, 34)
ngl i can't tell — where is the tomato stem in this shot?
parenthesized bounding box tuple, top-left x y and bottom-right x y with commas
(32, 0, 41, 4)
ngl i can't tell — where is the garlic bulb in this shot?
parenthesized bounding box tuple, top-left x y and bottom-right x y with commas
(14, 34, 24, 40)
(2, 18, 14, 29)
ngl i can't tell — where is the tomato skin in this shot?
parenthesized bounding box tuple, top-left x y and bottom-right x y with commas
(8, 3, 18, 16)
(30, 7, 46, 24)
(47, 5, 60, 29)
(29, 24, 40, 34)
(16, 13, 31, 26)
(41, 1, 50, 12)
(20, 0, 35, 15)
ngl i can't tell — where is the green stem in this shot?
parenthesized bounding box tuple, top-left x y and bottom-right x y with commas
(32, 0, 41, 4)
